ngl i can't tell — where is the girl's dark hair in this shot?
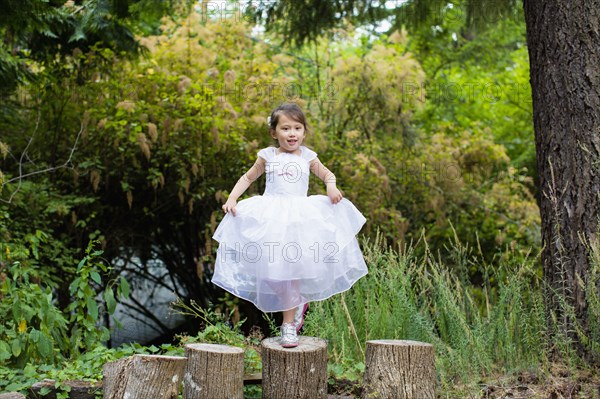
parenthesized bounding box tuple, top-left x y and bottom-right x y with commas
(268, 102, 309, 133)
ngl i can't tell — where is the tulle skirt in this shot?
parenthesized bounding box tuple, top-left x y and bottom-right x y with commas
(212, 194, 368, 312)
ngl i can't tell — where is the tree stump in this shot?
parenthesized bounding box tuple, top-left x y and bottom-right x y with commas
(0, 393, 26, 399)
(261, 336, 328, 399)
(102, 354, 187, 399)
(183, 343, 244, 399)
(362, 340, 435, 399)
(29, 379, 100, 399)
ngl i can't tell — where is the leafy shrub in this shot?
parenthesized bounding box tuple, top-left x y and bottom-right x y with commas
(0, 259, 69, 367)
(0, 237, 129, 367)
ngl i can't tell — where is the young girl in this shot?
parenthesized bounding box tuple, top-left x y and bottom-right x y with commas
(212, 103, 367, 348)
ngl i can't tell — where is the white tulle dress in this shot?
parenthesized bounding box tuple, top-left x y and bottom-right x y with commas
(212, 146, 368, 312)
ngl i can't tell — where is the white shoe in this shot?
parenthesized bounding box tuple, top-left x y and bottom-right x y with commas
(280, 323, 299, 348)
(293, 303, 309, 332)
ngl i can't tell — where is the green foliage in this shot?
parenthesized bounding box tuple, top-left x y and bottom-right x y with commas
(587, 243, 600, 362)
(323, 28, 425, 145)
(0, 259, 69, 367)
(66, 241, 130, 354)
(0, 253, 151, 397)
(0, 299, 264, 396)
(410, 14, 534, 172)
(0, 235, 128, 372)
(278, 26, 539, 261)
(252, 0, 522, 46)
(0, 343, 171, 395)
(543, 233, 600, 366)
(0, 0, 197, 92)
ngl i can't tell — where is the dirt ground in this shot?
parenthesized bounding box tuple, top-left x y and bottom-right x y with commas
(327, 363, 600, 399)
(470, 363, 600, 399)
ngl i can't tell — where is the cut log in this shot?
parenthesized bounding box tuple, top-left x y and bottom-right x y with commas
(183, 343, 244, 399)
(362, 340, 435, 399)
(0, 393, 26, 399)
(261, 336, 328, 399)
(102, 354, 186, 399)
(28, 379, 100, 399)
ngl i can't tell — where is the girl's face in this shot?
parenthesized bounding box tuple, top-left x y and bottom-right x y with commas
(271, 113, 305, 153)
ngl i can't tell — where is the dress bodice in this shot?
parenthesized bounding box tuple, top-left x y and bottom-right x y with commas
(257, 146, 317, 197)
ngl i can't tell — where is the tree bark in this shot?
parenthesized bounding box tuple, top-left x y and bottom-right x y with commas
(362, 340, 435, 399)
(523, 0, 600, 363)
(183, 343, 244, 399)
(102, 354, 187, 399)
(261, 336, 328, 399)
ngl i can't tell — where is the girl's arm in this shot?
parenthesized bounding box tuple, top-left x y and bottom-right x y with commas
(310, 158, 343, 204)
(222, 157, 266, 216)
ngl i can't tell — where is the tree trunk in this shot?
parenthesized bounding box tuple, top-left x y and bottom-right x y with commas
(183, 343, 244, 399)
(261, 336, 328, 399)
(362, 340, 435, 399)
(102, 354, 187, 399)
(523, 0, 600, 363)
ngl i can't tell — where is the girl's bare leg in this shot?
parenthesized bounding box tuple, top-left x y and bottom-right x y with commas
(280, 279, 300, 324)
(282, 308, 295, 324)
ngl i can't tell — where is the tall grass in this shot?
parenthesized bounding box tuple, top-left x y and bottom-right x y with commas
(304, 232, 550, 394)
(587, 240, 600, 363)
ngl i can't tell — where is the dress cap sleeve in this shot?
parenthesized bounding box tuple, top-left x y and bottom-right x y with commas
(301, 146, 318, 162)
(257, 147, 273, 161)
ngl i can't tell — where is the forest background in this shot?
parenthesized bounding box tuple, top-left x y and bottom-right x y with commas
(1, 0, 598, 398)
